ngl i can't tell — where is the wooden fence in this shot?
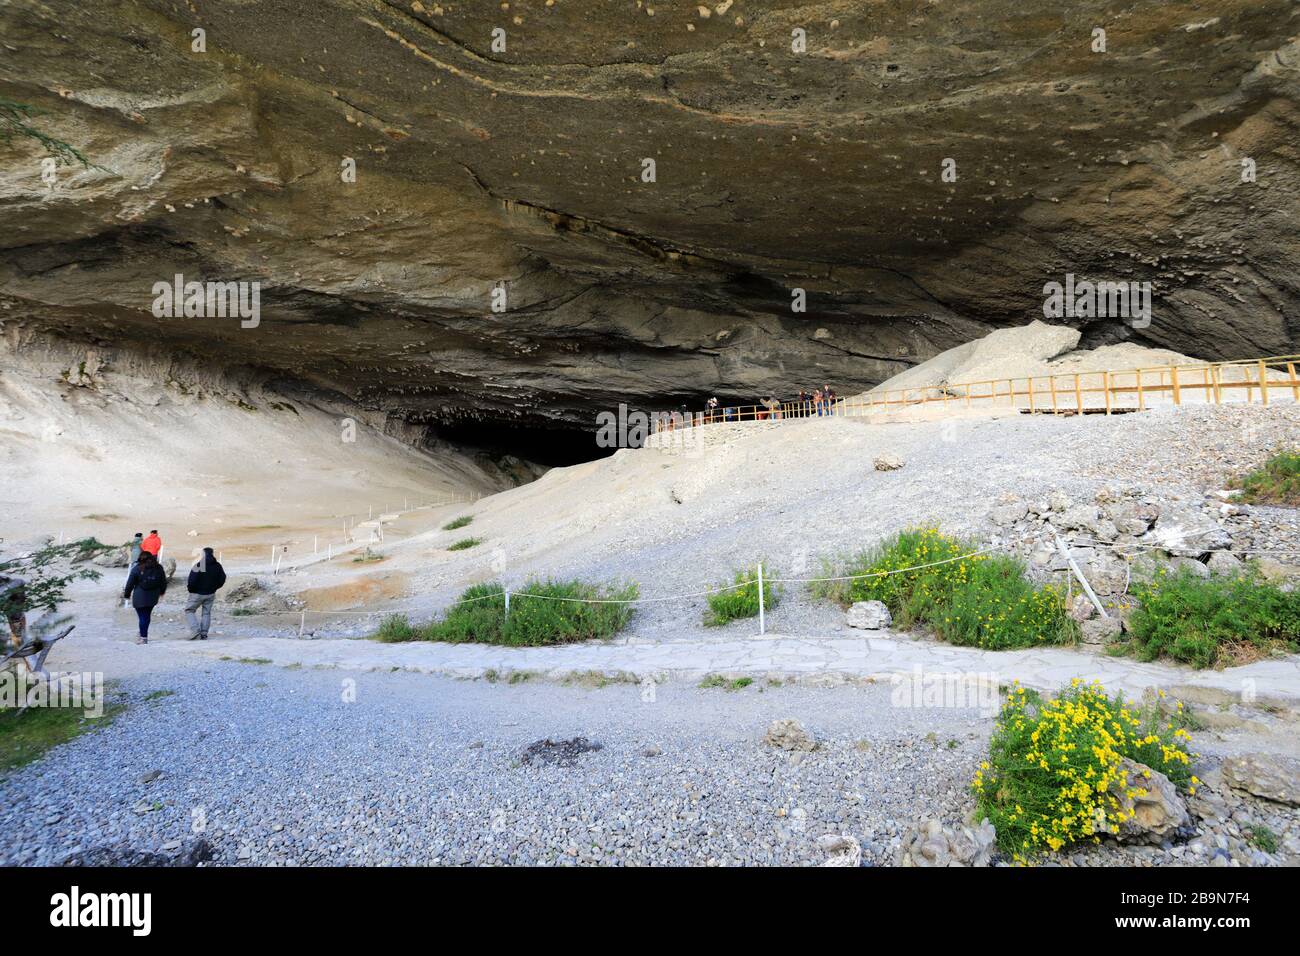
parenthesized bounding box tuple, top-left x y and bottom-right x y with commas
(652, 354, 1300, 431)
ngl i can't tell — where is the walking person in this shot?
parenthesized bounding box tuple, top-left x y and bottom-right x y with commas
(184, 547, 226, 641)
(706, 396, 718, 424)
(141, 529, 162, 557)
(812, 388, 823, 416)
(123, 551, 167, 645)
(129, 532, 144, 567)
(0, 573, 27, 651)
(824, 385, 836, 417)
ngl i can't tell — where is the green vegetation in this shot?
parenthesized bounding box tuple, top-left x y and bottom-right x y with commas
(1, 700, 122, 774)
(372, 579, 638, 647)
(375, 613, 418, 643)
(974, 680, 1196, 861)
(1231, 449, 1300, 506)
(704, 566, 779, 627)
(1123, 566, 1299, 668)
(442, 515, 474, 531)
(447, 537, 481, 551)
(229, 608, 258, 617)
(1247, 824, 1278, 853)
(352, 548, 384, 563)
(0, 538, 109, 621)
(699, 674, 753, 690)
(816, 529, 1076, 650)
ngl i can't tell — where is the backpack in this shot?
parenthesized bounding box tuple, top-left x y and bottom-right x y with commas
(140, 564, 167, 592)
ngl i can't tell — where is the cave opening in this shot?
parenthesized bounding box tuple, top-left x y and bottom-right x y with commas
(436, 421, 618, 468)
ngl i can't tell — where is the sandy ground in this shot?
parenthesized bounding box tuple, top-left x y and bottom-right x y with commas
(0, 330, 493, 564)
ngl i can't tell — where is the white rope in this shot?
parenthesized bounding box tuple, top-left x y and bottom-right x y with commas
(1068, 537, 1300, 557)
(767, 543, 1005, 583)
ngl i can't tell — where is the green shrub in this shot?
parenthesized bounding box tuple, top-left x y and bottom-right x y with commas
(974, 680, 1197, 861)
(374, 613, 419, 643)
(447, 537, 481, 551)
(1231, 449, 1300, 506)
(704, 566, 778, 626)
(1125, 567, 1299, 668)
(833, 529, 1075, 649)
(443, 515, 474, 531)
(373, 580, 638, 647)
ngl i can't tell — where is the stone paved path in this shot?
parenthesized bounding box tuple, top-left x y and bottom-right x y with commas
(165, 630, 1300, 704)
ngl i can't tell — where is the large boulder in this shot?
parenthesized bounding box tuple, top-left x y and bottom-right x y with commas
(846, 600, 892, 630)
(1100, 758, 1189, 844)
(1145, 505, 1232, 557)
(1221, 754, 1300, 807)
(1080, 616, 1123, 645)
(91, 546, 131, 568)
(897, 818, 997, 867)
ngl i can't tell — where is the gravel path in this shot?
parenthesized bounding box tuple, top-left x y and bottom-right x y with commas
(2, 662, 990, 866)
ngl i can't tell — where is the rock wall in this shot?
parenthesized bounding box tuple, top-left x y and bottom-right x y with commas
(1, 1, 1297, 432)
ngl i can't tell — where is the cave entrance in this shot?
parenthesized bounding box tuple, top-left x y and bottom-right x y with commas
(436, 422, 616, 468)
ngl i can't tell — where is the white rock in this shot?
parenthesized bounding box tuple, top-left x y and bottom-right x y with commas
(846, 600, 892, 630)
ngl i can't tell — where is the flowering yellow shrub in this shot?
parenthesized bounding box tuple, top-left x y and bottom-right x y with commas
(973, 680, 1197, 861)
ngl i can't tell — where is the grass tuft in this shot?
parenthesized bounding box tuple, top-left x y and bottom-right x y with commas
(1123, 566, 1299, 668)
(447, 537, 481, 551)
(372, 579, 638, 647)
(442, 515, 474, 531)
(704, 566, 779, 626)
(1230, 449, 1300, 506)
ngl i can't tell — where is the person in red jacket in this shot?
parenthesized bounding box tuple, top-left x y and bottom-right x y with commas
(141, 530, 162, 556)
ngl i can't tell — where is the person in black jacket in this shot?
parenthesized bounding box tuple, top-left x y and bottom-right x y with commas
(184, 547, 227, 641)
(123, 551, 167, 645)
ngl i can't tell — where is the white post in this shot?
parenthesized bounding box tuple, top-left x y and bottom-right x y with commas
(299, 611, 305, 638)
(327, 543, 332, 561)
(1054, 533, 1108, 619)
(757, 562, 765, 636)
(270, 545, 275, 573)
(504, 588, 510, 622)
(313, 535, 318, 554)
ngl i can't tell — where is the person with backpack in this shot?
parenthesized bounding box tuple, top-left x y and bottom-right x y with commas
(185, 547, 226, 641)
(123, 551, 167, 645)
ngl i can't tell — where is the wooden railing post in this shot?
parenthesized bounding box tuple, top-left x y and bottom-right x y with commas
(1289, 362, 1299, 402)
(1259, 360, 1269, 406)
(1136, 368, 1145, 411)
(1171, 365, 1181, 406)
(1103, 370, 1112, 415)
